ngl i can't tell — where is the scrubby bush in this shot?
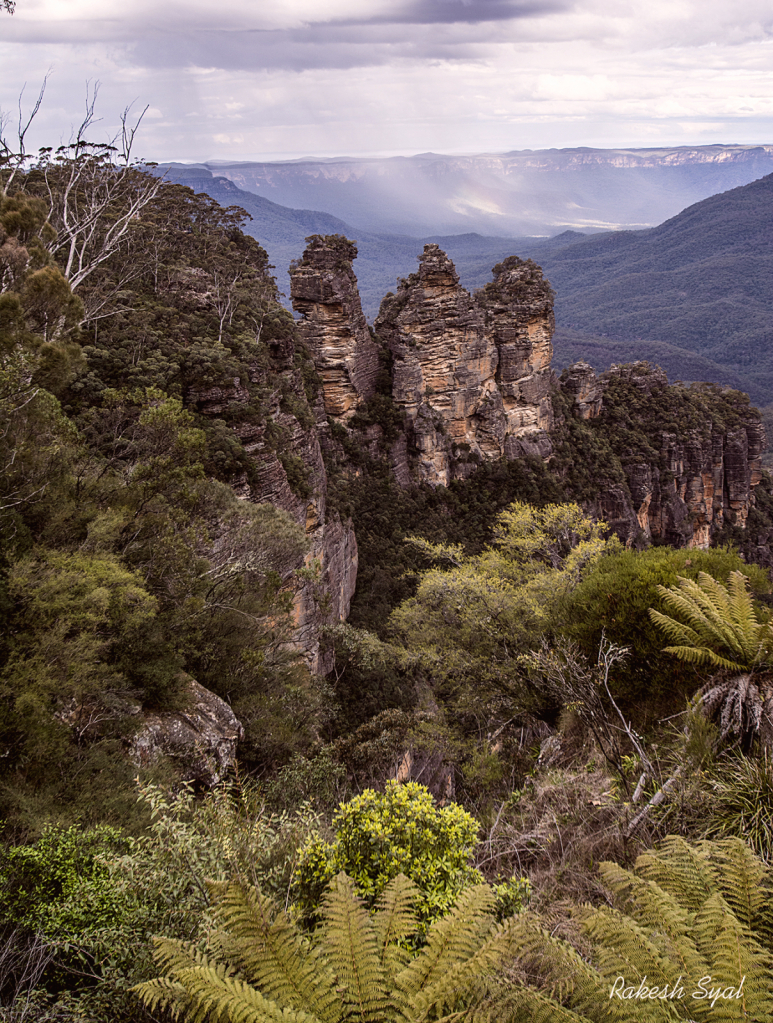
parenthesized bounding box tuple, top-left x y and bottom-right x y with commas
(294, 780, 486, 932)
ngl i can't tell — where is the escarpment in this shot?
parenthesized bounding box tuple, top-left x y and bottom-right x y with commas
(286, 234, 769, 564)
(188, 318, 357, 677)
(557, 361, 768, 553)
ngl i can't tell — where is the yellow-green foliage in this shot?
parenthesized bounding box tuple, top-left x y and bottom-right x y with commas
(389, 502, 619, 715)
(650, 570, 773, 672)
(559, 544, 766, 700)
(495, 836, 773, 1022)
(294, 781, 485, 933)
(135, 872, 520, 1023)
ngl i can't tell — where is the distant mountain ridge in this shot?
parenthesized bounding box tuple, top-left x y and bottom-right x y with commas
(158, 166, 531, 317)
(160, 163, 773, 406)
(181, 145, 773, 237)
(528, 173, 773, 406)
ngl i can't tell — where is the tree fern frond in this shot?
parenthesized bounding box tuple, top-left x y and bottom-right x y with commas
(725, 572, 760, 653)
(172, 962, 324, 1023)
(583, 907, 687, 999)
(395, 885, 497, 998)
(652, 573, 773, 674)
(688, 573, 745, 652)
(660, 643, 744, 672)
(699, 838, 772, 933)
(148, 937, 219, 980)
(133, 977, 189, 1021)
(211, 882, 339, 1023)
(698, 895, 773, 1021)
(471, 985, 596, 1023)
(634, 836, 718, 911)
(498, 911, 613, 1017)
(648, 607, 704, 650)
(372, 873, 419, 977)
(318, 873, 390, 1023)
(597, 862, 704, 980)
(654, 581, 735, 650)
(414, 917, 521, 1018)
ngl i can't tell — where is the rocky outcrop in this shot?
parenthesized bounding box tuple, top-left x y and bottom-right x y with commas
(561, 360, 604, 419)
(374, 246, 554, 486)
(560, 361, 767, 550)
(188, 338, 357, 676)
(290, 235, 380, 419)
(130, 677, 244, 786)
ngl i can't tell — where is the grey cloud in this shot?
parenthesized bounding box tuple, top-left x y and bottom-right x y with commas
(311, 0, 572, 28)
(128, 22, 495, 72)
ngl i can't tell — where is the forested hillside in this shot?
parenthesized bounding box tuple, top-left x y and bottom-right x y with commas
(528, 173, 773, 406)
(4, 129, 773, 1023)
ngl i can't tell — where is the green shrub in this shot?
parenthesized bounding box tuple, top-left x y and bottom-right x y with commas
(703, 752, 773, 860)
(558, 544, 769, 705)
(294, 780, 485, 933)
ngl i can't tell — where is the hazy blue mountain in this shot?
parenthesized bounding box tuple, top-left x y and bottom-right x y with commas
(527, 173, 773, 405)
(158, 165, 533, 316)
(199, 146, 773, 237)
(159, 164, 773, 405)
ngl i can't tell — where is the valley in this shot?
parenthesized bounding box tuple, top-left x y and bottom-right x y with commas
(3, 140, 773, 1023)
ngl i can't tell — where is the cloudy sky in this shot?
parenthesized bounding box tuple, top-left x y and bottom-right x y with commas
(1, 0, 772, 162)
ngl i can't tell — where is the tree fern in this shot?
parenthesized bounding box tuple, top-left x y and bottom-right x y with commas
(595, 861, 704, 981)
(135, 872, 517, 1023)
(393, 884, 499, 999)
(476, 838, 773, 1022)
(372, 873, 419, 975)
(626, 836, 718, 912)
(317, 874, 390, 1023)
(649, 571, 773, 673)
(210, 881, 339, 1023)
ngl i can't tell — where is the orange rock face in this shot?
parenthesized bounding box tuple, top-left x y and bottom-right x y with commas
(290, 235, 380, 420)
(375, 245, 555, 486)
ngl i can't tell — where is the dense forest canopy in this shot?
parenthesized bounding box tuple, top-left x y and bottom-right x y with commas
(3, 112, 773, 1023)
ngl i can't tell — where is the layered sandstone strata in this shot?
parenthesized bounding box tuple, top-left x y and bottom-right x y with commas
(188, 359, 357, 676)
(375, 245, 554, 486)
(290, 235, 380, 419)
(561, 361, 766, 550)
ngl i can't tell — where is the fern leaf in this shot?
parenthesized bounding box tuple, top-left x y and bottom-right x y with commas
(699, 894, 773, 1022)
(654, 581, 730, 647)
(661, 643, 744, 671)
(210, 882, 339, 1023)
(318, 873, 390, 1023)
(471, 985, 596, 1023)
(597, 862, 704, 981)
(700, 838, 772, 934)
(133, 977, 189, 1021)
(495, 911, 614, 1018)
(395, 885, 497, 999)
(372, 873, 419, 979)
(175, 962, 324, 1023)
(648, 608, 704, 650)
(725, 572, 760, 656)
(583, 907, 687, 1004)
(634, 836, 718, 911)
(414, 917, 520, 1017)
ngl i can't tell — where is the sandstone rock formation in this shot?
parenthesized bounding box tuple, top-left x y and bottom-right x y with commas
(560, 360, 604, 419)
(560, 361, 766, 550)
(290, 235, 380, 419)
(188, 331, 357, 677)
(130, 677, 244, 786)
(375, 245, 554, 486)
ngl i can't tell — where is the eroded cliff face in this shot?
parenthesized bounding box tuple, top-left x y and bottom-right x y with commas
(290, 235, 380, 419)
(374, 245, 554, 486)
(188, 328, 357, 676)
(560, 361, 766, 550)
